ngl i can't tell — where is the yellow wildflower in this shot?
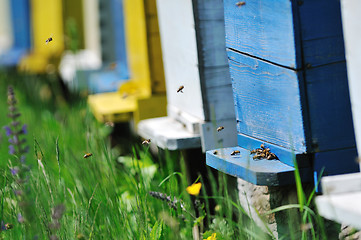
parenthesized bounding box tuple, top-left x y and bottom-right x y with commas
(204, 233, 217, 240)
(186, 182, 202, 196)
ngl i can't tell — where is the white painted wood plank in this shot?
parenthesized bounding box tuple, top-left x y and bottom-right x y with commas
(316, 192, 361, 230)
(321, 173, 361, 195)
(0, 0, 13, 54)
(82, 0, 101, 60)
(137, 117, 201, 150)
(156, 0, 205, 120)
(200, 119, 237, 152)
(341, 0, 361, 170)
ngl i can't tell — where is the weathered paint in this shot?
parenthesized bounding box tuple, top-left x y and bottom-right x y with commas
(206, 0, 358, 186)
(206, 146, 311, 186)
(223, 0, 345, 69)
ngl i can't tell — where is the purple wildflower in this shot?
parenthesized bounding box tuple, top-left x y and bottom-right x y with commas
(3, 126, 11, 137)
(0, 221, 6, 231)
(17, 213, 24, 223)
(20, 155, 26, 163)
(8, 145, 15, 155)
(10, 167, 19, 175)
(22, 124, 27, 134)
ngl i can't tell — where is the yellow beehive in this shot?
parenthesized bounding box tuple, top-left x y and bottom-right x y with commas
(19, 0, 64, 73)
(88, 0, 166, 125)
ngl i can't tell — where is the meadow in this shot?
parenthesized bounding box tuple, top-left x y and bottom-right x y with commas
(0, 72, 343, 239)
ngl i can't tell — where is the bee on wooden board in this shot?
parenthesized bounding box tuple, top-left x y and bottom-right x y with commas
(231, 150, 240, 155)
(177, 85, 184, 93)
(217, 126, 225, 132)
(236, 1, 246, 7)
(83, 153, 93, 158)
(142, 139, 151, 145)
(45, 36, 53, 44)
(213, 150, 218, 155)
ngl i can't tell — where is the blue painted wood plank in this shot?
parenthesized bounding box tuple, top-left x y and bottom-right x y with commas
(224, 0, 345, 69)
(89, 0, 129, 93)
(237, 133, 310, 168)
(314, 148, 359, 178)
(206, 146, 312, 186)
(0, 0, 30, 66)
(194, 0, 229, 68)
(223, 0, 299, 68)
(227, 49, 307, 152)
(298, 0, 346, 67)
(306, 62, 356, 152)
(202, 84, 235, 121)
(10, 0, 31, 50)
(110, 0, 128, 76)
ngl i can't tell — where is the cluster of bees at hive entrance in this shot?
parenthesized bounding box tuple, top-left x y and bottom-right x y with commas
(250, 144, 278, 160)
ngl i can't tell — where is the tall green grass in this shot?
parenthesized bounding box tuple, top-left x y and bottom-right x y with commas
(0, 72, 339, 239)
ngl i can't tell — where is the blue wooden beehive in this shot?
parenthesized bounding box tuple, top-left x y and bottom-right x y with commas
(206, 0, 360, 186)
(87, 0, 129, 93)
(0, 0, 30, 67)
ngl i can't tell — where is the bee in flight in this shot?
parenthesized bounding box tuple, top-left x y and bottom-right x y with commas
(108, 62, 117, 70)
(142, 139, 151, 145)
(217, 126, 224, 132)
(177, 85, 184, 93)
(83, 153, 93, 158)
(236, 1, 246, 7)
(45, 36, 53, 44)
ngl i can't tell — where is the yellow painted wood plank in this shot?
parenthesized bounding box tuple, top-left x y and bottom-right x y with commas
(19, 0, 64, 73)
(134, 94, 167, 126)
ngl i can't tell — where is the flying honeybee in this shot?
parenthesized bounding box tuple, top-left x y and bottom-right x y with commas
(108, 62, 117, 70)
(142, 139, 151, 145)
(177, 85, 184, 93)
(231, 150, 240, 155)
(236, 1, 246, 7)
(217, 126, 225, 132)
(45, 36, 53, 44)
(83, 153, 93, 158)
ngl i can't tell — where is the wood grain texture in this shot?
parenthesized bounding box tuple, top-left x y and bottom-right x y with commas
(224, 0, 345, 69)
(224, 0, 299, 68)
(206, 146, 312, 186)
(227, 49, 307, 152)
(306, 62, 356, 152)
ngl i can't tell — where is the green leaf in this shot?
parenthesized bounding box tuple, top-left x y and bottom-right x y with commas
(150, 220, 163, 240)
